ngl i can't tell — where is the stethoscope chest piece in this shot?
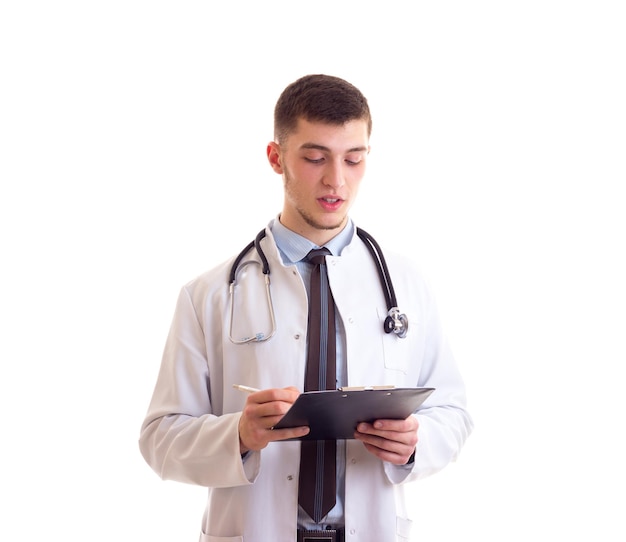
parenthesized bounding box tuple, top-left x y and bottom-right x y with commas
(384, 307, 409, 338)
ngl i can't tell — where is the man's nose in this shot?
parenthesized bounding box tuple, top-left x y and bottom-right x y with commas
(323, 161, 346, 188)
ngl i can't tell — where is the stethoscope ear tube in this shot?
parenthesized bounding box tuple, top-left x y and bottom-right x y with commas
(228, 230, 269, 285)
(228, 239, 256, 284)
(254, 229, 270, 275)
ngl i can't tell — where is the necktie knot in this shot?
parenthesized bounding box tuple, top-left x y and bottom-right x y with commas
(305, 247, 331, 266)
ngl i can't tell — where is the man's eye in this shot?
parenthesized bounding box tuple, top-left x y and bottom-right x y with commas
(304, 157, 324, 164)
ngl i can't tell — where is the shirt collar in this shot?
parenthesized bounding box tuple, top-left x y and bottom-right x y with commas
(270, 217, 355, 264)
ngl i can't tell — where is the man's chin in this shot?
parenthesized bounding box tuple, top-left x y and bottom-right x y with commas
(304, 215, 346, 232)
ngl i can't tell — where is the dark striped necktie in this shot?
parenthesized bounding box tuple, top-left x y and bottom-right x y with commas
(298, 248, 337, 523)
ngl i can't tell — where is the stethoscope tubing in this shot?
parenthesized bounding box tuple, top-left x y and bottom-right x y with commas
(355, 227, 398, 313)
(228, 227, 408, 341)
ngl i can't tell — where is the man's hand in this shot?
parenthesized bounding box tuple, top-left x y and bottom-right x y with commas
(238, 386, 310, 453)
(354, 415, 419, 465)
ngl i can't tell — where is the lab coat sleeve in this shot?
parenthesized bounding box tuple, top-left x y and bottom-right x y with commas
(138, 285, 259, 488)
(411, 343, 472, 480)
(384, 272, 473, 485)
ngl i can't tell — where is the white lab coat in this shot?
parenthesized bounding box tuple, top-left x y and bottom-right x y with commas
(139, 225, 473, 542)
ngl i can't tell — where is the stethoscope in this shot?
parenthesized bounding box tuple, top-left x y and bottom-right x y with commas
(228, 228, 409, 344)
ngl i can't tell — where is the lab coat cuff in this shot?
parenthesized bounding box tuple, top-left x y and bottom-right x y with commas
(241, 449, 260, 482)
(383, 461, 414, 484)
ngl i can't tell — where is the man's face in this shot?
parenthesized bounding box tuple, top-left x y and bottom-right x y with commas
(267, 118, 370, 246)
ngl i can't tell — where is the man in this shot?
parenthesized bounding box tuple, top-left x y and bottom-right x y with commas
(139, 74, 473, 542)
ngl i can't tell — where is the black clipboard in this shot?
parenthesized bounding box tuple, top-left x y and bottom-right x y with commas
(272, 387, 435, 440)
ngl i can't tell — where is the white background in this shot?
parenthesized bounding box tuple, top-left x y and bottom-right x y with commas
(1, 1, 625, 540)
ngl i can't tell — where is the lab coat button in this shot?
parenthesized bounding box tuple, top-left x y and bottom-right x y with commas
(294, 334, 301, 340)
(348, 317, 354, 324)
(287, 474, 293, 481)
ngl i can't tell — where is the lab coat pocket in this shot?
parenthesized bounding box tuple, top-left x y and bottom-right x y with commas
(396, 515, 413, 541)
(377, 308, 417, 375)
(198, 532, 243, 542)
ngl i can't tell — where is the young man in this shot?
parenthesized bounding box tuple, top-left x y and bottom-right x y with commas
(139, 74, 473, 542)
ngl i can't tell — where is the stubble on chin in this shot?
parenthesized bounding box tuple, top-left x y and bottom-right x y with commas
(297, 207, 345, 232)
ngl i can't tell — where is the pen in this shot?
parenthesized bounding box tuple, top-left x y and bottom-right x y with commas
(233, 384, 261, 393)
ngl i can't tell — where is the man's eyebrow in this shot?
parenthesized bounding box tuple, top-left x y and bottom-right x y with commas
(300, 143, 368, 153)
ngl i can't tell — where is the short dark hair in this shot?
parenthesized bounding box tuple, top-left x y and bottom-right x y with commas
(274, 74, 372, 144)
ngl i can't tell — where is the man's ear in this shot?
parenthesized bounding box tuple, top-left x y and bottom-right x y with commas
(266, 142, 283, 174)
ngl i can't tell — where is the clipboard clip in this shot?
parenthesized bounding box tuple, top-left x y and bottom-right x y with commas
(338, 385, 396, 391)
